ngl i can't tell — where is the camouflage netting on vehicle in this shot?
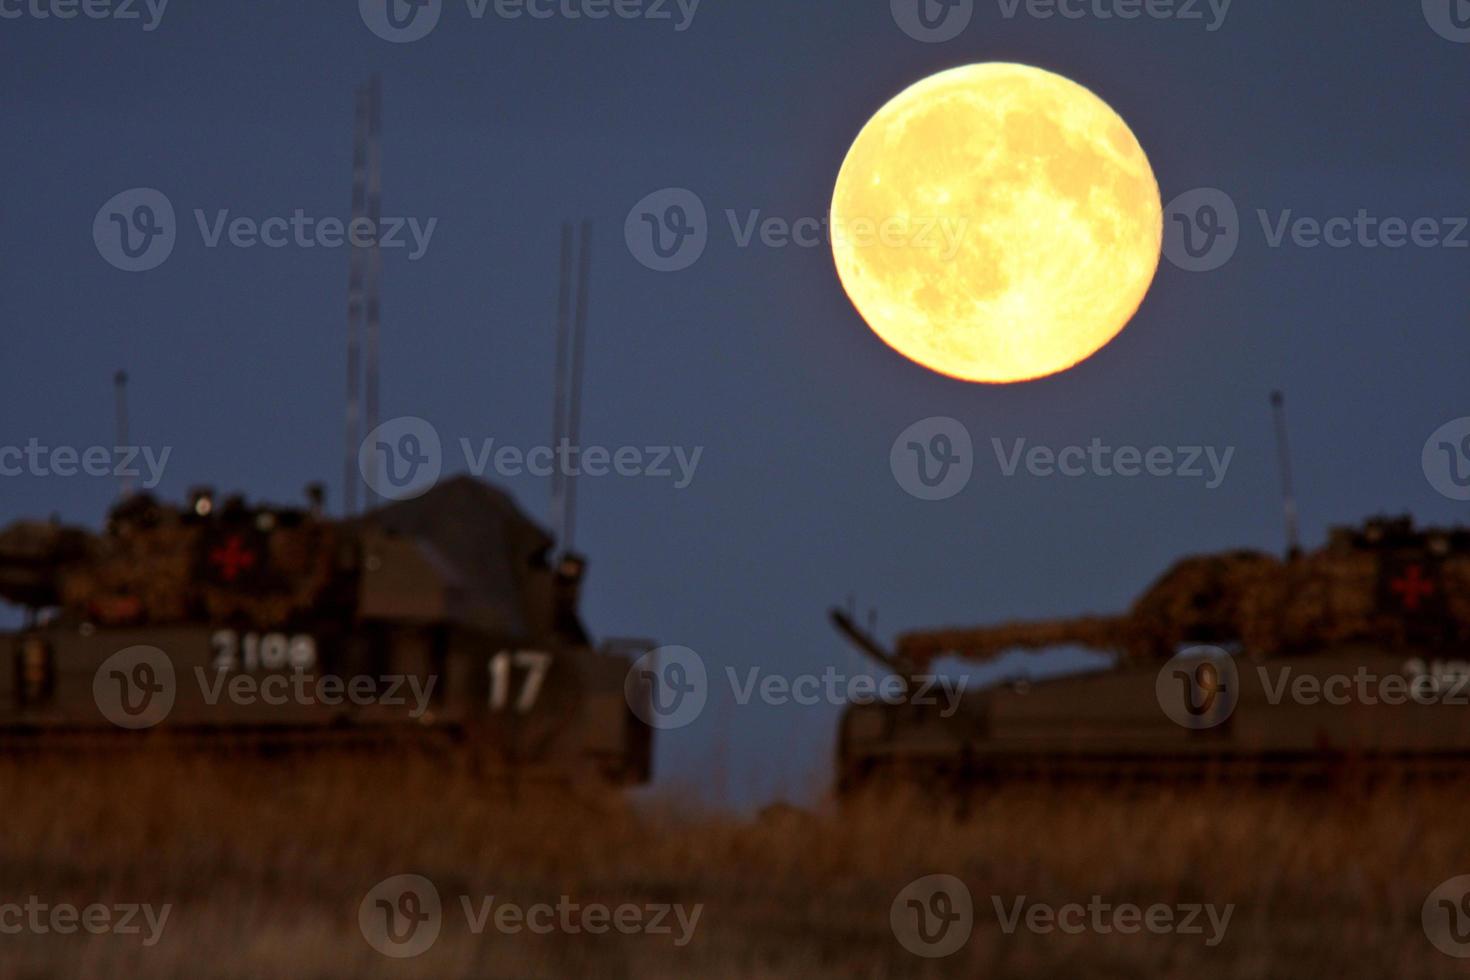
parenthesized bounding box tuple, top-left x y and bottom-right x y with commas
(894, 521, 1470, 665)
(59, 516, 337, 627)
(1129, 551, 1281, 658)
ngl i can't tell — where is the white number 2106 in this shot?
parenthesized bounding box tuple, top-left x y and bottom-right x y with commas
(489, 650, 552, 714)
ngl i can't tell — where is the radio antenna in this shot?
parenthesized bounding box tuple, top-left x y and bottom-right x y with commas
(1270, 391, 1301, 559)
(114, 370, 133, 499)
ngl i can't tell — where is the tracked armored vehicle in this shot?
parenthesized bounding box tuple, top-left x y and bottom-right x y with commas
(0, 477, 654, 785)
(832, 515, 1470, 792)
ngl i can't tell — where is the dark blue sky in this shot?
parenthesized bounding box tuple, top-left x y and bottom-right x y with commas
(3, 1, 1467, 805)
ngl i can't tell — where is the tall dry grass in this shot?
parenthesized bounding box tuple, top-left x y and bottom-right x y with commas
(0, 750, 1467, 977)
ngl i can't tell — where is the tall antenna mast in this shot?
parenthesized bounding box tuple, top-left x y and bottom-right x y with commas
(1270, 391, 1301, 559)
(548, 221, 592, 556)
(363, 73, 384, 510)
(549, 223, 574, 547)
(114, 370, 133, 499)
(563, 220, 593, 554)
(344, 83, 369, 517)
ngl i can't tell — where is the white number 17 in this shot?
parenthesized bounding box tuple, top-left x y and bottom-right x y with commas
(489, 650, 552, 714)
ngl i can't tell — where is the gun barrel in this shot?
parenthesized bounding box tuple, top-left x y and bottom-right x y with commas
(828, 608, 913, 677)
(896, 615, 1131, 665)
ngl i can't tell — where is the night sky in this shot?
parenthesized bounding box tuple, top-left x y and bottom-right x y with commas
(2, 1, 1467, 805)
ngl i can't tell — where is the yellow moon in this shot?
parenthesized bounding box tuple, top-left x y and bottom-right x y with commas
(831, 64, 1162, 384)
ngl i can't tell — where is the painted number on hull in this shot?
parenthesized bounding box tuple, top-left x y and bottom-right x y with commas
(489, 650, 552, 714)
(212, 630, 318, 673)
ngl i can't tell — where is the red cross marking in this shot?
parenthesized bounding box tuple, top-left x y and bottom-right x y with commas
(1391, 566, 1435, 611)
(209, 535, 257, 582)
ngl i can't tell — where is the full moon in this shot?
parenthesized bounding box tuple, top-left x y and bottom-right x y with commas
(831, 63, 1162, 384)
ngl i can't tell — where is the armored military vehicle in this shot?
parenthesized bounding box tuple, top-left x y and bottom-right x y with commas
(832, 514, 1470, 792)
(0, 476, 654, 785)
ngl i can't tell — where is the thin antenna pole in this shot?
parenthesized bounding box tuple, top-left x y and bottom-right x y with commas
(550, 223, 574, 548)
(1270, 391, 1301, 559)
(114, 370, 132, 499)
(363, 73, 384, 511)
(344, 84, 368, 517)
(563, 220, 593, 554)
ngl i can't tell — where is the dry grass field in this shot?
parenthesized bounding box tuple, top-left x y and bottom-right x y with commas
(1, 750, 1468, 978)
